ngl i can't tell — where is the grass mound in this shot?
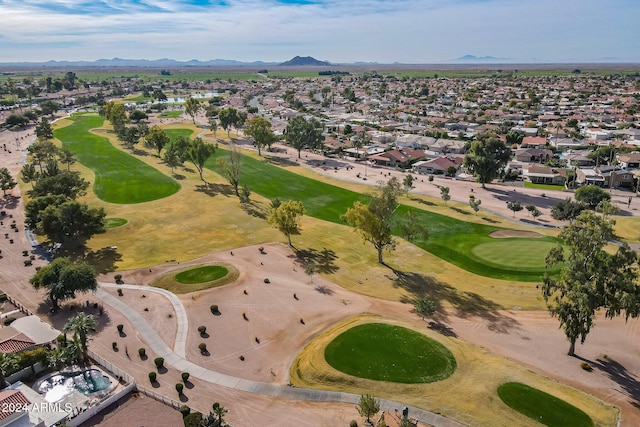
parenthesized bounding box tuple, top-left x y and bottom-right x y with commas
(152, 264, 239, 294)
(175, 265, 229, 284)
(498, 382, 593, 427)
(54, 114, 180, 204)
(104, 218, 128, 228)
(324, 323, 456, 383)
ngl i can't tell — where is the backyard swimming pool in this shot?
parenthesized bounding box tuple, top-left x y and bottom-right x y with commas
(35, 369, 113, 402)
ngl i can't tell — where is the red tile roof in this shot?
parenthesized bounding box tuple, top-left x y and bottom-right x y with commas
(0, 390, 30, 420)
(0, 333, 35, 353)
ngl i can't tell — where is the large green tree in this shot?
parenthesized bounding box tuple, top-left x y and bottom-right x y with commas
(218, 107, 238, 137)
(551, 198, 586, 222)
(268, 200, 305, 246)
(284, 116, 324, 159)
(38, 200, 106, 249)
(35, 117, 54, 141)
(342, 177, 403, 264)
(0, 353, 19, 387)
(244, 116, 277, 156)
(30, 258, 98, 311)
(0, 167, 17, 196)
(30, 171, 89, 199)
(186, 137, 216, 183)
(463, 132, 511, 188)
(144, 125, 170, 157)
(574, 185, 611, 208)
(184, 97, 202, 124)
(542, 211, 640, 355)
(58, 148, 76, 172)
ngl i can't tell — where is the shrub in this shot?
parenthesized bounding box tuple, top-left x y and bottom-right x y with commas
(263, 278, 270, 284)
(117, 324, 124, 333)
(175, 383, 184, 394)
(24, 260, 32, 267)
(580, 362, 593, 372)
(138, 348, 146, 358)
(198, 343, 207, 353)
(255, 337, 260, 344)
(179, 405, 191, 418)
(117, 289, 123, 297)
(210, 304, 218, 314)
(239, 355, 245, 361)
(428, 175, 434, 182)
(112, 342, 118, 350)
(114, 274, 122, 283)
(22, 250, 28, 256)
(154, 357, 164, 369)
(148, 372, 157, 382)
(182, 372, 190, 382)
(350, 421, 358, 427)
(198, 326, 206, 334)
(258, 246, 264, 254)
(242, 312, 248, 321)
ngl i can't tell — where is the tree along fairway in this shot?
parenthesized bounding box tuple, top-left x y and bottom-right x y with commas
(207, 149, 559, 281)
(54, 114, 180, 204)
(498, 382, 594, 427)
(324, 323, 456, 383)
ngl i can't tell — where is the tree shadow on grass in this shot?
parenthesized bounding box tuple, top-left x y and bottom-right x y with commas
(574, 355, 640, 409)
(392, 269, 519, 334)
(293, 247, 339, 274)
(450, 207, 471, 216)
(241, 200, 267, 219)
(410, 197, 436, 207)
(84, 246, 122, 274)
(262, 156, 298, 168)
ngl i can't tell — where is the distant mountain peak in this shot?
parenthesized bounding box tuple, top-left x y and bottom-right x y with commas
(278, 56, 330, 66)
(455, 54, 507, 62)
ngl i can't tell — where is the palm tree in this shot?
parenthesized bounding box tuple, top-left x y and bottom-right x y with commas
(0, 353, 19, 387)
(63, 313, 97, 364)
(212, 402, 227, 426)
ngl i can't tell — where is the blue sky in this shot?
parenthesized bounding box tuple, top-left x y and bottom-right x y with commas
(0, 0, 638, 63)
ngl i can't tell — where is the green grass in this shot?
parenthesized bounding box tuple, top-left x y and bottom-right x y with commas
(123, 94, 152, 102)
(524, 182, 566, 191)
(175, 265, 229, 284)
(498, 382, 593, 427)
(164, 128, 194, 142)
(471, 240, 556, 269)
(206, 150, 559, 281)
(54, 114, 180, 204)
(158, 111, 183, 118)
(104, 218, 128, 228)
(324, 323, 456, 383)
(152, 264, 239, 294)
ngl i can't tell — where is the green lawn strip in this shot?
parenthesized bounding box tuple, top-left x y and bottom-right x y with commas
(498, 382, 593, 427)
(206, 150, 558, 281)
(158, 111, 183, 118)
(54, 114, 180, 204)
(175, 265, 228, 284)
(104, 218, 127, 228)
(164, 128, 194, 141)
(471, 240, 555, 269)
(523, 182, 566, 191)
(324, 323, 456, 383)
(152, 264, 239, 294)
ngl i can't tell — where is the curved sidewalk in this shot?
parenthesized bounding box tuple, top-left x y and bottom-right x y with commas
(95, 284, 466, 427)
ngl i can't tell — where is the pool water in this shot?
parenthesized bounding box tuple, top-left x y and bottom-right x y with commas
(36, 369, 113, 402)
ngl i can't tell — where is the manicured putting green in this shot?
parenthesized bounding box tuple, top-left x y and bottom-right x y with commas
(54, 114, 180, 204)
(104, 217, 127, 228)
(175, 265, 229, 284)
(471, 240, 556, 269)
(324, 323, 456, 383)
(498, 382, 593, 427)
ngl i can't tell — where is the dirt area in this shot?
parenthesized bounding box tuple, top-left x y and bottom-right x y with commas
(488, 230, 543, 238)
